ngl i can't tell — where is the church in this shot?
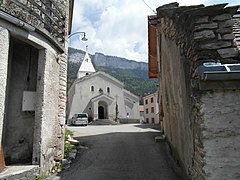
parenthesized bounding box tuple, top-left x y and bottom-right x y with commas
(67, 52, 140, 121)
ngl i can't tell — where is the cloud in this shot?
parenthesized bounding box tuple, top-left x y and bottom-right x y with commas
(70, 0, 239, 62)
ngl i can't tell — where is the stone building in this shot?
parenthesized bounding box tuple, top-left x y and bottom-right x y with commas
(67, 52, 140, 122)
(148, 3, 240, 180)
(0, 0, 73, 178)
(143, 92, 160, 124)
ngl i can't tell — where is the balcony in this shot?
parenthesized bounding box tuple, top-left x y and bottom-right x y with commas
(0, 0, 67, 50)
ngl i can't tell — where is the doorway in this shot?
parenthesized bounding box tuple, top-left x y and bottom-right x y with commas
(98, 106, 104, 119)
(98, 101, 108, 119)
(2, 38, 38, 165)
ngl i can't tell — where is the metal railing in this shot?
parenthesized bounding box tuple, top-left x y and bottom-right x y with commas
(0, 0, 67, 49)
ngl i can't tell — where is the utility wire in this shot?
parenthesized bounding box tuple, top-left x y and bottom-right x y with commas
(141, 0, 157, 14)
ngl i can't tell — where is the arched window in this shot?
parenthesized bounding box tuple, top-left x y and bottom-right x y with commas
(91, 86, 94, 92)
(107, 87, 110, 93)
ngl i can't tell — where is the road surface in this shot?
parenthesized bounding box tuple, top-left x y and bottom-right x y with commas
(59, 124, 183, 180)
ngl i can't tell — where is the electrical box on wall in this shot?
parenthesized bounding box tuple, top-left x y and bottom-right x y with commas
(22, 91, 36, 111)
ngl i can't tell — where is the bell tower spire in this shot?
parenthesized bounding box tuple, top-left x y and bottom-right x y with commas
(77, 51, 96, 79)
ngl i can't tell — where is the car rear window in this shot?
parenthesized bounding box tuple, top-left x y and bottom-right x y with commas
(77, 114, 87, 118)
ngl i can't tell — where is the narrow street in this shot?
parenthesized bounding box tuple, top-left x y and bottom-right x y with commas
(59, 124, 183, 180)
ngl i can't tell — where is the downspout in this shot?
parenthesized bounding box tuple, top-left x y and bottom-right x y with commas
(0, 11, 35, 32)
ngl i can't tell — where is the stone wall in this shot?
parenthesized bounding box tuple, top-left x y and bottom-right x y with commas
(57, 53, 68, 157)
(199, 90, 240, 179)
(155, 3, 240, 179)
(233, 9, 240, 49)
(35, 49, 67, 176)
(119, 118, 140, 124)
(160, 34, 193, 176)
(0, 0, 68, 50)
(0, 0, 69, 174)
(38, 49, 60, 174)
(0, 27, 9, 147)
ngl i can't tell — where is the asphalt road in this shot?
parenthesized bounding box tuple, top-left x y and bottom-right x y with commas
(59, 124, 183, 180)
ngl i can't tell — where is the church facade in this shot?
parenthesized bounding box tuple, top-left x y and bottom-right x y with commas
(67, 53, 140, 121)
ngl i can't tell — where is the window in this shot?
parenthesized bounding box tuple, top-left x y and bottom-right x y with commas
(151, 107, 154, 113)
(86, 73, 89, 75)
(107, 87, 110, 93)
(151, 118, 154, 123)
(91, 86, 94, 92)
(146, 118, 149, 123)
(77, 113, 88, 118)
(88, 107, 92, 111)
(146, 108, 148, 114)
(145, 99, 148, 104)
(151, 97, 154, 103)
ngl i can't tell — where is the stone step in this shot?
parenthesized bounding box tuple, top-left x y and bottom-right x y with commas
(0, 165, 39, 180)
(90, 119, 118, 125)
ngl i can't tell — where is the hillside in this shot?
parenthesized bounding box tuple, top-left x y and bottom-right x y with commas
(93, 52, 147, 70)
(67, 47, 158, 104)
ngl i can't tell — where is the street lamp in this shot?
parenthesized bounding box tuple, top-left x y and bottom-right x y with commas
(68, 31, 88, 41)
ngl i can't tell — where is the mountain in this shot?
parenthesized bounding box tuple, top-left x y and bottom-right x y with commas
(67, 47, 158, 104)
(68, 48, 86, 63)
(68, 48, 148, 70)
(93, 53, 147, 70)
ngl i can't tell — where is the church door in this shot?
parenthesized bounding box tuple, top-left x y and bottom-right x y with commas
(98, 106, 105, 119)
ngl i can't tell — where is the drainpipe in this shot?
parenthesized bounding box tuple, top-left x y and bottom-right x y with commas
(0, 11, 35, 32)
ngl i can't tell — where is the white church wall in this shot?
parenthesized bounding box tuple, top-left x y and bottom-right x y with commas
(68, 47, 142, 123)
(68, 73, 127, 120)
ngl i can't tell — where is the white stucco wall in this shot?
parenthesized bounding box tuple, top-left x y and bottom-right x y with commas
(68, 72, 140, 121)
(143, 92, 159, 124)
(0, 27, 9, 146)
(68, 73, 125, 119)
(200, 90, 240, 180)
(123, 90, 140, 119)
(37, 49, 60, 173)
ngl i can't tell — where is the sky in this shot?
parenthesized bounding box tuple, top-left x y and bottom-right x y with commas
(69, 0, 239, 62)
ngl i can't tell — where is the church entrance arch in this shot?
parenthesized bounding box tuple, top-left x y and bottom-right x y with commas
(98, 101, 108, 119)
(98, 106, 104, 119)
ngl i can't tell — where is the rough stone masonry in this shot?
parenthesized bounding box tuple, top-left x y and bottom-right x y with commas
(154, 2, 240, 180)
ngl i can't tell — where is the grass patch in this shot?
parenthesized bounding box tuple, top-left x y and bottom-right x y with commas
(37, 175, 44, 180)
(65, 128, 73, 140)
(64, 141, 75, 154)
(64, 128, 75, 154)
(51, 161, 63, 173)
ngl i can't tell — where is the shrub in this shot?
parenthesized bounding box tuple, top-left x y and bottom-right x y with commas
(64, 141, 75, 154)
(65, 128, 73, 140)
(64, 128, 75, 154)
